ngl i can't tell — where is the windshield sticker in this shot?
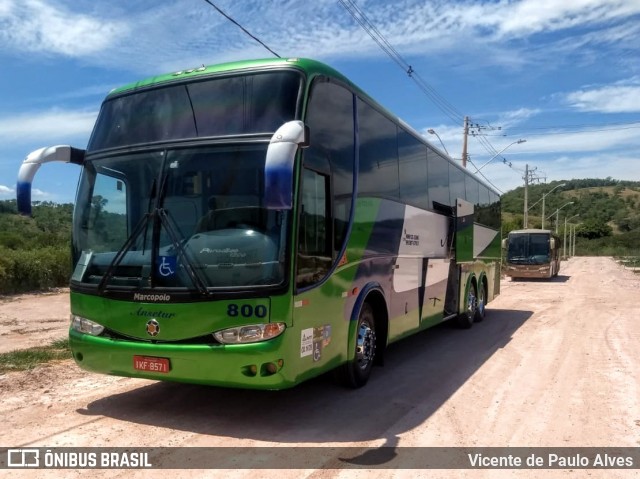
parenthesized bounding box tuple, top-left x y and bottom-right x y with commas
(157, 256, 176, 278)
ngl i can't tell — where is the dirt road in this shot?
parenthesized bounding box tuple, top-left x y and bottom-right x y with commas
(0, 288, 70, 353)
(1, 257, 639, 478)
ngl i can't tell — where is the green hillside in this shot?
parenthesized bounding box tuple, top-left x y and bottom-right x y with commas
(500, 178, 640, 256)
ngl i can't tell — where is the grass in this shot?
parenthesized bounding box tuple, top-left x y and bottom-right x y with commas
(615, 256, 640, 274)
(0, 338, 71, 374)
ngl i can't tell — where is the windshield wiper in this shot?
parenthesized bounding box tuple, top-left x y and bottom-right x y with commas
(158, 207, 209, 296)
(154, 163, 209, 296)
(96, 156, 209, 297)
(97, 212, 151, 293)
(97, 173, 159, 293)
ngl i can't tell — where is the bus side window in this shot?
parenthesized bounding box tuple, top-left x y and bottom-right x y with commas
(87, 173, 128, 252)
(296, 168, 331, 288)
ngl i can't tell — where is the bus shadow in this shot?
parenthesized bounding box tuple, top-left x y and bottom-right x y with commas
(510, 275, 570, 283)
(77, 308, 531, 445)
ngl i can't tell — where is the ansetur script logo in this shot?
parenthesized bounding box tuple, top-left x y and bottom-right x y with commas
(133, 293, 171, 302)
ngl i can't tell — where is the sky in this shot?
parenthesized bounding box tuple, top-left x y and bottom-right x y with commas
(0, 0, 639, 204)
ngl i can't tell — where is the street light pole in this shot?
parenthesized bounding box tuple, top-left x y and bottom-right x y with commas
(473, 139, 527, 173)
(541, 183, 566, 230)
(427, 129, 450, 157)
(569, 224, 577, 257)
(572, 223, 582, 257)
(563, 214, 579, 258)
(547, 202, 574, 234)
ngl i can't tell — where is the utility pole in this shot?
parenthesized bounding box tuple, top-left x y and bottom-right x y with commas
(524, 164, 529, 228)
(461, 116, 469, 168)
(522, 164, 542, 228)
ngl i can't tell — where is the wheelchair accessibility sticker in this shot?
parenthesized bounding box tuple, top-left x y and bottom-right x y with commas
(157, 256, 176, 278)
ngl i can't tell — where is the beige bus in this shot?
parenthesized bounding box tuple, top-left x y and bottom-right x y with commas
(502, 229, 561, 279)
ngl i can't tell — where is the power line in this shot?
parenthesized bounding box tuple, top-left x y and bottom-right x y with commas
(472, 134, 525, 174)
(201, 0, 280, 58)
(338, 0, 464, 125)
(500, 123, 640, 137)
(506, 120, 640, 132)
(464, 158, 505, 194)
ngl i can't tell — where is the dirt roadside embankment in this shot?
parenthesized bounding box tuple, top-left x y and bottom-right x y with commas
(0, 288, 70, 353)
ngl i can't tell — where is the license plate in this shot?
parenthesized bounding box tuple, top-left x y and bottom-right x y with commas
(133, 355, 170, 373)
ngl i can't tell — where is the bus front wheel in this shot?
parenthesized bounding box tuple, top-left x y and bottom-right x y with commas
(336, 302, 377, 388)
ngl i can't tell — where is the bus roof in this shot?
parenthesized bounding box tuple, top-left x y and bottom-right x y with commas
(108, 57, 355, 98)
(509, 229, 554, 235)
(106, 57, 500, 196)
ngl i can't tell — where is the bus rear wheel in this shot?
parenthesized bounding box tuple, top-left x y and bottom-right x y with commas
(474, 280, 486, 322)
(456, 281, 477, 329)
(336, 302, 377, 388)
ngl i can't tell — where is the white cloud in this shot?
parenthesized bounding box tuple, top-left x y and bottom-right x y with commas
(495, 0, 640, 38)
(1, 0, 638, 75)
(495, 108, 542, 129)
(566, 85, 640, 113)
(0, 0, 127, 57)
(519, 125, 640, 154)
(0, 185, 14, 195)
(32, 188, 51, 199)
(0, 109, 97, 144)
(479, 152, 640, 194)
(462, 114, 640, 193)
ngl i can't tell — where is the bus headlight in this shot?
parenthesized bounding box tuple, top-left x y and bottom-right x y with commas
(70, 314, 105, 336)
(214, 323, 285, 344)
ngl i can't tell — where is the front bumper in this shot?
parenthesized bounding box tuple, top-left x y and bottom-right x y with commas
(69, 329, 298, 390)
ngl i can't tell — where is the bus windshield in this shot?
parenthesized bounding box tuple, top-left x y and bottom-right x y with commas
(87, 70, 302, 151)
(71, 144, 288, 291)
(507, 233, 551, 265)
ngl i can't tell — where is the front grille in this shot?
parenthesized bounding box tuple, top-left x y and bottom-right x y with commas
(100, 328, 220, 345)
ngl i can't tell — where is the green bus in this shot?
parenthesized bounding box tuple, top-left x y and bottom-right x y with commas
(17, 58, 501, 389)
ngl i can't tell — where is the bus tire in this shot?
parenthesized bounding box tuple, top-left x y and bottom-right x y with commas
(456, 280, 477, 329)
(336, 302, 377, 388)
(474, 279, 487, 322)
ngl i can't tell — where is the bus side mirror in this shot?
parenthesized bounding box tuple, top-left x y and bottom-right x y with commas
(263, 121, 309, 210)
(501, 238, 508, 249)
(550, 238, 556, 249)
(17, 145, 85, 216)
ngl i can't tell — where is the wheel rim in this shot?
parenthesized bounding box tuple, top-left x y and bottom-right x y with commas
(477, 286, 485, 316)
(355, 320, 376, 370)
(466, 286, 477, 317)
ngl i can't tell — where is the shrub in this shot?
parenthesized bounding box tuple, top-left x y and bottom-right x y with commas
(0, 246, 71, 294)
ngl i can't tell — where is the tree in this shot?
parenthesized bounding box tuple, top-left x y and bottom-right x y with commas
(576, 220, 613, 240)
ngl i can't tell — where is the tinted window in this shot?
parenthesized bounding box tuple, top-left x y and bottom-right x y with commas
(465, 175, 479, 207)
(305, 80, 355, 253)
(296, 169, 331, 288)
(88, 71, 302, 151)
(357, 98, 399, 200)
(449, 163, 465, 206)
(427, 148, 450, 208)
(476, 184, 494, 227)
(398, 129, 428, 209)
(89, 86, 196, 151)
(488, 191, 501, 229)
